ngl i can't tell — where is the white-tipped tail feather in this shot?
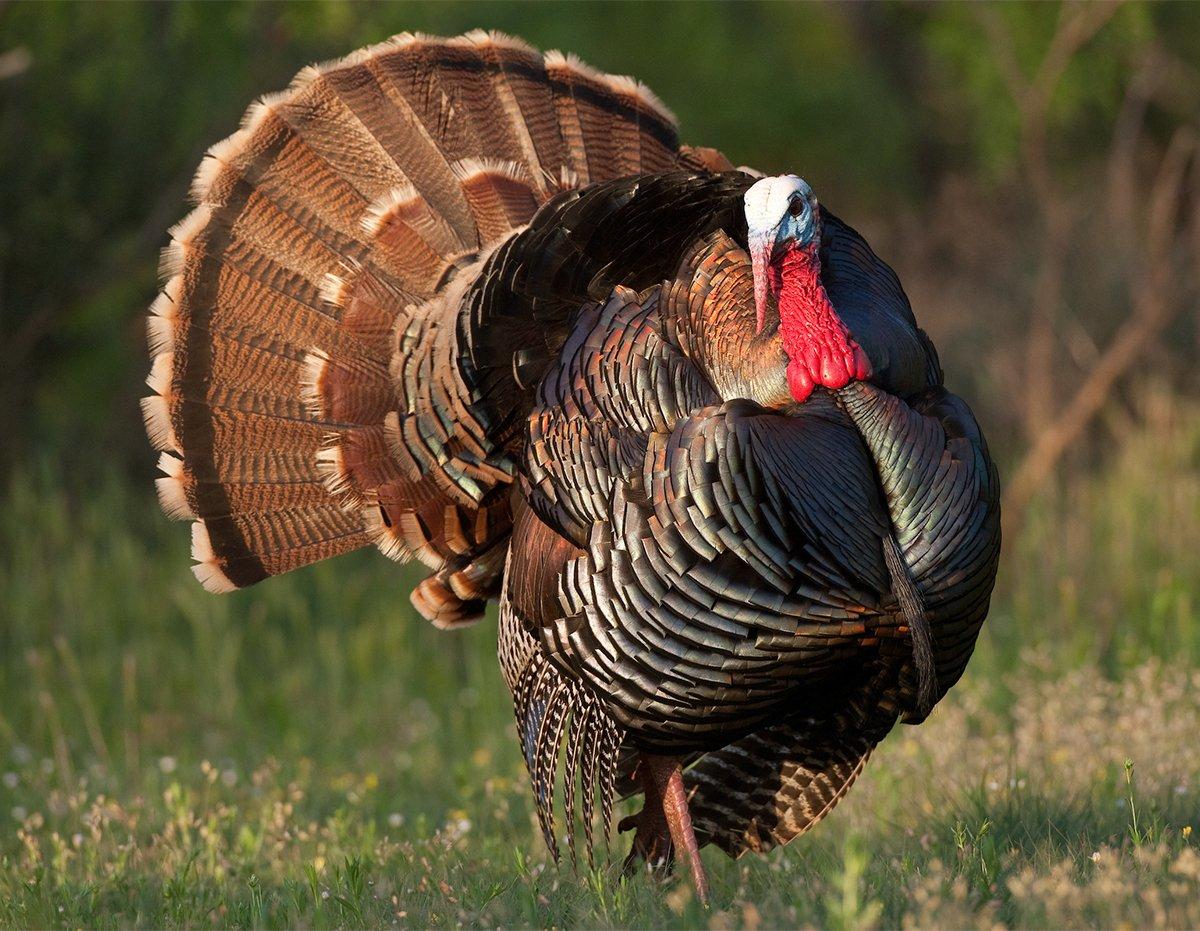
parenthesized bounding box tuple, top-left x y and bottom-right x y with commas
(360, 184, 419, 239)
(144, 350, 174, 396)
(155, 452, 194, 520)
(158, 206, 211, 280)
(362, 503, 410, 563)
(146, 276, 182, 357)
(190, 132, 245, 204)
(314, 439, 363, 511)
(140, 395, 177, 453)
(299, 349, 332, 418)
(449, 157, 531, 184)
(459, 29, 539, 56)
(143, 29, 688, 612)
(190, 521, 237, 594)
(543, 49, 605, 84)
(606, 73, 679, 127)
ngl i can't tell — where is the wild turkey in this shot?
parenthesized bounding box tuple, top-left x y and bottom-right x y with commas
(143, 31, 1000, 902)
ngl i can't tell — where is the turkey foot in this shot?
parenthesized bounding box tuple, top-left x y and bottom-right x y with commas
(618, 754, 711, 906)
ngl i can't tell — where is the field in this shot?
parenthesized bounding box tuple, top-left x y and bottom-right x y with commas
(0, 390, 1196, 929)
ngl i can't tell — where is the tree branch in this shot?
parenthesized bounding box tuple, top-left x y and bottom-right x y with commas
(1004, 128, 1197, 527)
(975, 2, 1124, 442)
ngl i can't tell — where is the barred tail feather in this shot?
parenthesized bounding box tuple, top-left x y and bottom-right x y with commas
(687, 724, 877, 858)
(143, 30, 698, 620)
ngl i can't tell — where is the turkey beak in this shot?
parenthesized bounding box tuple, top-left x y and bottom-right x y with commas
(749, 233, 772, 335)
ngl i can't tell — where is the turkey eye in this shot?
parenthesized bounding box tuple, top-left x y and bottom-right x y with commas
(787, 199, 804, 217)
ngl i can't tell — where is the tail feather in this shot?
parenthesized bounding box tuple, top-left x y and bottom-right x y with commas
(607, 74, 679, 174)
(462, 32, 569, 191)
(543, 51, 617, 184)
(542, 53, 591, 185)
(368, 44, 495, 236)
(144, 30, 701, 622)
(174, 404, 325, 455)
(451, 159, 540, 243)
(199, 101, 377, 246)
(360, 186, 459, 290)
(320, 424, 409, 509)
(192, 506, 368, 591)
(170, 449, 324, 485)
(279, 70, 419, 210)
(432, 54, 528, 168)
(318, 58, 478, 249)
(300, 349, 393, 425)
(166, 473, 332, 521)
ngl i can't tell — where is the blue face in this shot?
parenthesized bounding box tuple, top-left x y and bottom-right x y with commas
(775, 192, 817, 250)
(744, 174, 820, 256)
(746, 175, 824, 333)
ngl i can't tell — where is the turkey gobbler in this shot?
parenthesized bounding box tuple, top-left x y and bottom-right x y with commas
(143, 31, 1000, 904)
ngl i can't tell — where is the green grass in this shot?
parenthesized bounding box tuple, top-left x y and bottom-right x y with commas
(2, 391, 1198, 928)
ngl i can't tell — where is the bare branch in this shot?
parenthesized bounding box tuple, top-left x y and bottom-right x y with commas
(1108, 47, 1162, 246)
(977, 2, 1123, 127)
(974, 7, 1030, 103)
(1005, 128, 1197, 527)
(1029, 2, 1122, 120)
(975, 3, 1124, 442)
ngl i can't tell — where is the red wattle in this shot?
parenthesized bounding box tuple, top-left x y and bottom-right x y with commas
(787, 360, 815, 402)
(769, 242, 871, 402)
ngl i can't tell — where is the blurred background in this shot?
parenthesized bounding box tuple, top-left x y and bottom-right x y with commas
(1, 3, 1199, 927)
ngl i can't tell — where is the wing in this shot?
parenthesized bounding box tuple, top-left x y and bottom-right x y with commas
(681, 383, 1001, 857)
(836, 381, 1002, 710)
(461, 170, 754, 447)
(687, 722, 877, 857)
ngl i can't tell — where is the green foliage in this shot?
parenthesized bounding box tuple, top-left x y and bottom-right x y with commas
(994, 391, 1200, 672)
(915, 4, 1157, 181)
(3, 1, 1197, 474)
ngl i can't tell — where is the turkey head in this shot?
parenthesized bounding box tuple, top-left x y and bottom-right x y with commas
(745, 175, 872, 403)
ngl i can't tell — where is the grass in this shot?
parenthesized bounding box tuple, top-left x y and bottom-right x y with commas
(1, 389, 1198, 928)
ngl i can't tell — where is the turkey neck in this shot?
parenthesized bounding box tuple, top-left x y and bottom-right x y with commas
(770, 242, 868, 403)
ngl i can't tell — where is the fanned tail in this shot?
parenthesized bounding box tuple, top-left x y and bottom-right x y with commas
(143, 31, 689, 621)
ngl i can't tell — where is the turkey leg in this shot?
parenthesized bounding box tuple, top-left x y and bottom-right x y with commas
(619, 754, 711, 906)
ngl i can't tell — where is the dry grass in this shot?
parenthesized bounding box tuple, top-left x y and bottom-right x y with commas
(2, 661, 1197, 928)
